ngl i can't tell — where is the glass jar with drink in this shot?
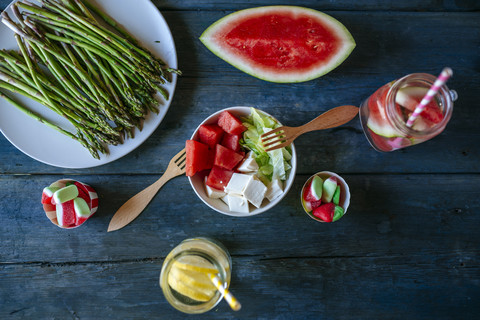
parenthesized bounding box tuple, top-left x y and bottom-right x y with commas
(159, 237, 232, 314)
(359, 70, 457, 152)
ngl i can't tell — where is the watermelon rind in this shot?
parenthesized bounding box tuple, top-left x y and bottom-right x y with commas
(200, 6, 356, 83)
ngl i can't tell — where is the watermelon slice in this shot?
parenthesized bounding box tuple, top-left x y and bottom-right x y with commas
(365, 84, 399, 138)
(200, 6, 355, 83)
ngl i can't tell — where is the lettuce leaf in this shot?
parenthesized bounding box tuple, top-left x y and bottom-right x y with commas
(240, 108, 291, 182)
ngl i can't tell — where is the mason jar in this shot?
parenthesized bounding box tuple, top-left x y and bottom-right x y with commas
(159, 237, 232, 314)
(359, 73, 456, 152)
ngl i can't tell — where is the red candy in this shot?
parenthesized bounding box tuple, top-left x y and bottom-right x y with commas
(313, 203, 335, 223)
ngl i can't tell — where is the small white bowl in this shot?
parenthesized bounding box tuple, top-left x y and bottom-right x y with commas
(301, 171, 351, 222)
(188, 106, 297, 217)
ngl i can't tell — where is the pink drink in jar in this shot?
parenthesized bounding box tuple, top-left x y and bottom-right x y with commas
(359, 73, 456, 152)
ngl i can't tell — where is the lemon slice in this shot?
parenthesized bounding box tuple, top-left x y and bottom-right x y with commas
(169, 267, 217, 291)
(173, 255, 218, 274)
(168, 267, 217, 301)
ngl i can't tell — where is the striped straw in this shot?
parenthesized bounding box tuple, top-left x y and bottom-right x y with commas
(406, 67, 453, 127)
(208, 273, 242, 311)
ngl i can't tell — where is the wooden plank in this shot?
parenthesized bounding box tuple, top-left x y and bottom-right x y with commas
(0, 10, 478, 174)
(3, 0, 479, 12)
(150, 0, 480, 11)
(1, 174, 478, 262)
(1, 254, 478, 319)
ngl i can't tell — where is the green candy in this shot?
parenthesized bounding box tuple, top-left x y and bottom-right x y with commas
(74, 197, 91, 217)
(332, 185, 341, 205)
(321, 177, 337, 203)
(332, 205, 344, 222)
(53, 184, 78, 204)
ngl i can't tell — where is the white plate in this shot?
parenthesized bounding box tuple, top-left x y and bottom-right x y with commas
(0, 0, 177, 168)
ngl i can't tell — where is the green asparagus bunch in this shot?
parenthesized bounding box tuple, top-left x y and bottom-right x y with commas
(0, 0, 180, 159)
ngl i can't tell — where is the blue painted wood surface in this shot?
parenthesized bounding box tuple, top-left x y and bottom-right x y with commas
(0, 1, 479, 319)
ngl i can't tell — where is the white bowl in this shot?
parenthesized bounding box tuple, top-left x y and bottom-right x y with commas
(301, 171, 351, 223)
(188, 106, 297, 217)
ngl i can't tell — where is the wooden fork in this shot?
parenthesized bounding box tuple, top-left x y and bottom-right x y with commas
(107, 148, 186, 232)
(260, 105, 359, 152)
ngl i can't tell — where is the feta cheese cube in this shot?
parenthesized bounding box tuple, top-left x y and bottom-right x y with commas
(243, 178, 267, 208)
(265, 179, 284, 202)
(223, 194, 250, 213)
(205, 177, 226, 198)
(224, 173, 253, 195)
(206, 184, 226, 198)
(237, 151, 259, 173)
(221, 195, 229, 205)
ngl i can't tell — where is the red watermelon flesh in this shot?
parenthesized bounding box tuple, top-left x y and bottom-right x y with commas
(206, 166, 234, 190)
(395, 87, 444, 125)
(218, 111, 246, 135)
(200, 6, 356, 83)
(223, 13, 340, 71)
(198, 124, 225, 149)
(214, 144, 245, 170)
(221, 133, 241, 152)
(186, 140, 214, 176)
(366, 128, 394, 152)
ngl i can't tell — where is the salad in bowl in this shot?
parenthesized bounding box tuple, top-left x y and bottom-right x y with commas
(186, 106, 296, 217)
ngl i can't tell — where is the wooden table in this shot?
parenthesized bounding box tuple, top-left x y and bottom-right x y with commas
(1, 1, 479, 319)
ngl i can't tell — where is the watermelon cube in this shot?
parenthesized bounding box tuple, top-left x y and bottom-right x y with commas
(214, 144, 244, 170)
(218, 111, 246, 135)
(198, 124, 225, 149)
(186, 140, 214, 177)
(206, 166, 234, 190)
(221, 133, 241, 152)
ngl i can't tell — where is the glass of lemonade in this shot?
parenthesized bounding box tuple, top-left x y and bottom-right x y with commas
(359, 73, 457, 152)
(159, 237, 232, 314)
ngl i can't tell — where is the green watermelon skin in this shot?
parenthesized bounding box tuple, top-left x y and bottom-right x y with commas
(200, 6, 355, 83)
